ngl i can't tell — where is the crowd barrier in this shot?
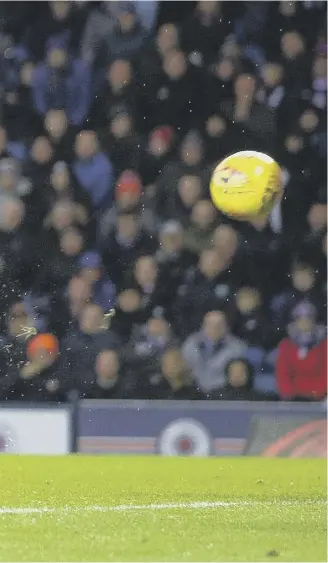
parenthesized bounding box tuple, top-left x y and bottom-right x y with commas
(0, 400, 326, 457)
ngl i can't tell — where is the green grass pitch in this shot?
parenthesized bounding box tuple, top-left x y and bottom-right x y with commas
(0, 456, 326, 562)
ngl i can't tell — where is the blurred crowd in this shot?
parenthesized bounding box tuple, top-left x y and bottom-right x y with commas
(0, 1, 326, 404)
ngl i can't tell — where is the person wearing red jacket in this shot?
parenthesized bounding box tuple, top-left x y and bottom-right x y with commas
(276, 302, 327, 401)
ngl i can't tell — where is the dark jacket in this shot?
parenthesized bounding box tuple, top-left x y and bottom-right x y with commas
(32, 59, 92, 126)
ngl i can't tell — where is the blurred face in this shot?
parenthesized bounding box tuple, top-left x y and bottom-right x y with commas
(294, 315, 315, 334)
(312, 57, 326, 80)
(227, 361, 248, 388)
(213, 225, 238, 262)
(199, 248, 224, 278)
(95, 350, 119, 380)
(110, 114, 132, 138)
(118, 10, 136, 33)
(178, 175, 202, 207)
(116, 190, 140, 209)
(206, 115, 226, 138)
(156, 24, 179, 55)
(80, 266, 101, 284)
(60, 228, 84, 256)
(108, 60, 132, 88)
(80, 304, 104, 334)
(163, 50, 187, 80)
(203, 311, 227, 342)
(281, 32, 305, 60)
(261, 63, 283, 88)
(0, 167, 18, 192)
(215, 58, 235, 81)
(50, 1, 70, 19)
(236, 287, 261, 314)
(149, 134, 171, 156)
(47, 48, 67, 69)
(198, 1, 219, 16)
(234, 74, 256, 101)
(147, 318, 169, 341)
(160, 230, 183, 254)
(191, 200, 216, 229)
(279, 0, 296, 16)
(161, 349, 185, 379)
(135, 257, 157, 287)
(67, 277, 91, 309)
(292, 266, 315, 292)
(285, 134, 304, 154)
(0, 127, 7, 152)
(117, 214, 139, 240)
(75, 131, 97, 159)
(51, 167, 70, 192)
(299, 109, 319, 133)
(307, 204, 327, 231)
(31, 136, 53, 164)
(51, 202, 75, 231)
(44, 110, 68, 140)
(118, 289, 141, 312)
(1, 199, 24, 232)
(181, 139, 203, 166)
(20, 62, 34, 86)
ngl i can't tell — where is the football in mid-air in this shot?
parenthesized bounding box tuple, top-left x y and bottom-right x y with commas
(210, 150, 283, 220)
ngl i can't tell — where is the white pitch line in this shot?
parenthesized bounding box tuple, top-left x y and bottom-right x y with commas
(0, 500, 326, 515)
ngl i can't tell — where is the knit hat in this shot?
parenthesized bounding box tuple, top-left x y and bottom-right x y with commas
(27, 333, 59, 360)
(115, 170, 142, 199)
(79, 251, 102, 269)
(150, 126, 174, 146)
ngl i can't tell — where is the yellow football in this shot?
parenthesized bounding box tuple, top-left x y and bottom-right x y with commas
(210, 150, 283, 220)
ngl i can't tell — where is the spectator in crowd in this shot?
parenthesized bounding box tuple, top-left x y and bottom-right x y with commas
(78, 251, 116, 314)
(182, 310, 246, 394)
(110, 288, 146, 344)
(180, 1, 232, 68)
(100, 110, 142, 177)
(124, 316, 175, 393)
(142, 49, 203, 132)
(271, 260, 324, 329)
(61, 302, 120, 391)
(212, 358, 274, 401)
(7, 333, 64, 402)
(0, 302, 30, 376)
(73, 131, 113, 210)
(152, 347, 204, 400)
(101, 210, 157, 287)
(90, 59, 138, 130)
(156, 130, 208, 221)
(50, 275, 92, 339)
(43, 109, 77, 163)
(85, 349, 134, 400)
(276, 303, 327, 401)
(156, 221, 197, 320)
(24, 1, 87, 62)
(99, 170, 156, 244)
(184, 199, 217, 254)
(139, 125, 175, 187)
(173, 246, 236, 336)
(232, 286, 277, 351)
(31, 46, 92, 127)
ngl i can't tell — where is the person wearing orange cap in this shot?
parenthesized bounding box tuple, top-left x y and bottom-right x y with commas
(11, 333, 64, 402)
(99, 169, 156, 245)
